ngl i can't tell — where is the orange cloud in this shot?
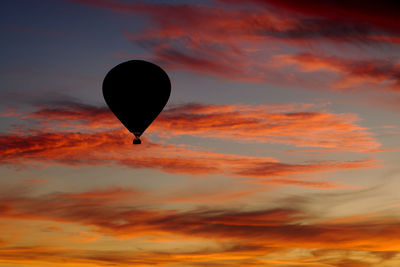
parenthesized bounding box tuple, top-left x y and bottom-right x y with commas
(2, 186, 400, 254)
(1, 244, 397, 267)
(0, 245, 397, 266)
(1, 184, 400, 266)
(155, 103, 380, 152)
(0, 102, 379, 185)
(0, 127, 374, 180)
(249, 178, 350, 189)
(24, 101, 381, 152)
(277, 53, 400, 91)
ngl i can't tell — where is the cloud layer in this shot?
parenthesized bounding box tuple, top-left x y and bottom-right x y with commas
(22, 101, 380, 151)
(1, 186, 400, 266)
(69, 0, 400, 97)
(2, 2, 398, 266)
(0, 101, 379, 185)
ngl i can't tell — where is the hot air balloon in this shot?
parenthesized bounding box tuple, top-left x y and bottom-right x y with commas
(102, 60, 171, 144)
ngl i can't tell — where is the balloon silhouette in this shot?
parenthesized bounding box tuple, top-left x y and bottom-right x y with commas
(102, 60, 171, 144)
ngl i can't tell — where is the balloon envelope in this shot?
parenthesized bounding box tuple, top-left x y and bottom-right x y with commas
(102, 60, 171, 140)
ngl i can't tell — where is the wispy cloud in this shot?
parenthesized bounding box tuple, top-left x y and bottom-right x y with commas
(0, 127, 374, 181)
(1, 244, 398, 266)
(276, 53, 400, 91)
(1, 185, 400, 267)
(156, 103, 380, 151)
(240, 0, 400, 35)
(24, 101, 381, 152)
(66, 0, 400, 102)
(0, 101, 378, 184)
(70, 0, 400, 44)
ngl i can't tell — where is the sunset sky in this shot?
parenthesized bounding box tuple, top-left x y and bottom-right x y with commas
(2, 0, 400, 266)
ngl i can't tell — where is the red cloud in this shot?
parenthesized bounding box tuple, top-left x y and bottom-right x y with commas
(25, 101, 381, 152)
(25, 102, 120, 130)
(0, 108, 23, 117)
(63, 0, 400, 112)
(0, 102, 379, 184)
(71, 0, 400, 43)
(244, 0, 400, 34)
(68, 0, 400, 87)
(277, 53, 400, 91)
(0, 127, 374, 180)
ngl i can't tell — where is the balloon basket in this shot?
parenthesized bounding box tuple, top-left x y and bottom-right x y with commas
(133, 137, 142, 145)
